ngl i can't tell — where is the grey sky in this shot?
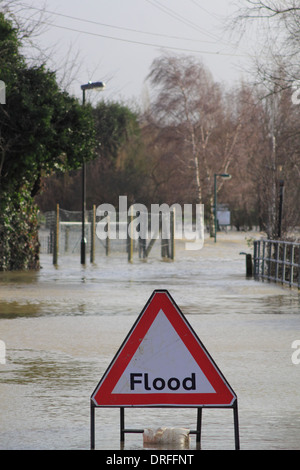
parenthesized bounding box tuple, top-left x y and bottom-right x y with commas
(16, 0, 258, 105)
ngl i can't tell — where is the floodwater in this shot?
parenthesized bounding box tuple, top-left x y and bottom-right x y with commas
(0, 232, 299, 450)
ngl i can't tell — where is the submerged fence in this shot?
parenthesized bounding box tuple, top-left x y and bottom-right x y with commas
(253, 239, 300, 289)
(39, 205, 186, 264)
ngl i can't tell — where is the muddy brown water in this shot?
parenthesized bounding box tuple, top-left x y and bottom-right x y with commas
(0, 233, 299, 449)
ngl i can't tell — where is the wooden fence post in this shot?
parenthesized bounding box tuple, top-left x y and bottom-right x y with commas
(90, 204, 96, 263)
(52, 203, 59, 265)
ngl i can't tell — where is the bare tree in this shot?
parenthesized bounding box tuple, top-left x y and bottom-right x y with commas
(0, 1, 50, 48)
(0, 1, 85, 92)
(146, 54, 215, 203)
(145, 53, 244, 234)
(231, 1, 300, 237)
(232, 0, 300, 94)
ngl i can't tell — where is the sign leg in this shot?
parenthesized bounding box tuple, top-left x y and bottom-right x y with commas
(90, 401, 95, 450)
(196, 408, 202, 449)
(233, 400, 240, 450)
(120, 407, 125, 443)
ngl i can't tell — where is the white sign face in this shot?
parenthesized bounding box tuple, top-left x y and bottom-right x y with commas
(112, 310, 216, 395)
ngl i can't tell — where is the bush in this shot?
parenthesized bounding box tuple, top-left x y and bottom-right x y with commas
(0, 189, 40, 271)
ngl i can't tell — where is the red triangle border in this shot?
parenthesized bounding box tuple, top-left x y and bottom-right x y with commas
(91, 290, 237, 407)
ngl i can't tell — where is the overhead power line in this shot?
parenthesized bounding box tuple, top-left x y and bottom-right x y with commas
(15, 2, 251, 59)
(188, 0, 223, 20)
(18, 2, 220, 46)
(21, 16, 249, 58)
(144, 0, 222, 41)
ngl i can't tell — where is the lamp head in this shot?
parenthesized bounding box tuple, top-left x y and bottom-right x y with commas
(220, 173, 231, 179)
(81, 81, 105, 91)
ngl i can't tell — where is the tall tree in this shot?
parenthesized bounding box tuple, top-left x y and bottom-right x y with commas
(36, 100, 152, 211)
(145, 53, 242, 234)
(232, 1, 300, 238)
(0, 13, 96, 270)
(233, 1, 300, 97)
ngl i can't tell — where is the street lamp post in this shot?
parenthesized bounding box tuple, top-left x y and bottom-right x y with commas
(214, 173, 231, 243)
(80, 81, 105, 265)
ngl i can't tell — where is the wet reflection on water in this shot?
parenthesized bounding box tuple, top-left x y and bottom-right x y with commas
(0, 234, 299, 449)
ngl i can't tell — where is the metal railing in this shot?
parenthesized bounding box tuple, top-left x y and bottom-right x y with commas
(253, 239, 300, 289)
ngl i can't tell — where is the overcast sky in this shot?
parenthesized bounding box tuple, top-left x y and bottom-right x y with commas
(16, 0, 259, 106)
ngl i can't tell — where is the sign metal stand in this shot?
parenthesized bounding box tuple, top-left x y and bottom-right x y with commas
(90, 402, 239, 450)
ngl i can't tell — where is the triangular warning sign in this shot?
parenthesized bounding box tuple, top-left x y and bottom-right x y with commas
(91, 290, 236, 407)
